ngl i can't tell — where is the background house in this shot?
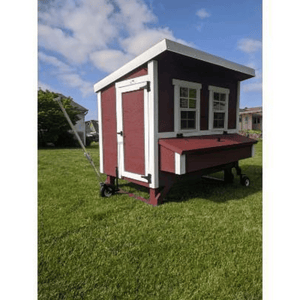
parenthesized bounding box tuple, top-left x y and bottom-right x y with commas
(239, 106, 262, 131)
(85, 120, 99, 136)
(69, 99, 88, 145)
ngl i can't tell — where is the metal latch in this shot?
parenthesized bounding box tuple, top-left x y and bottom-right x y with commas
(139, 81, 150, 92)
(141, 173, 152, 183)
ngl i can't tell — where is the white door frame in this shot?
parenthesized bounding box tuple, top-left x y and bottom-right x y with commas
(116, 79, 150, 183)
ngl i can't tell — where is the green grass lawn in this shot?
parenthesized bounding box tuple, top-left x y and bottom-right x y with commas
(38, 141, 262, 300)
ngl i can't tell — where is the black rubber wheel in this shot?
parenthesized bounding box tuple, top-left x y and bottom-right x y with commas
(100, 184, 114, 197)
(240, 176, 250, 187)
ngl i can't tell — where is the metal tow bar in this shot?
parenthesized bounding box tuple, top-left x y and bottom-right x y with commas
(54, 96, 111, 195)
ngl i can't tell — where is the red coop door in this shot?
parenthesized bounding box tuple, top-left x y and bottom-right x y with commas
(122, 89, 145, 175)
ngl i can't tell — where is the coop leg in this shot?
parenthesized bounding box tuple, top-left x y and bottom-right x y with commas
(105, 175, 116, 186)
(224, 168, 234, 183)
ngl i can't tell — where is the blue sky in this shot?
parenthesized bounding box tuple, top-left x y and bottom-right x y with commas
(38, 0, 262, 121)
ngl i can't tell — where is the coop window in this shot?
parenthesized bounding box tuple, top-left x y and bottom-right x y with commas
(173, 79, 202, 132)
(208, 86, 230, 130)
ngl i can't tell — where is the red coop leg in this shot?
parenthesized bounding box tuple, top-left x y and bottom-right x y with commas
(148, 183, 173, 206)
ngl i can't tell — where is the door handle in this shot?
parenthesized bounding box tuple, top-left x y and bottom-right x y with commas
(117, 131, 123, 136)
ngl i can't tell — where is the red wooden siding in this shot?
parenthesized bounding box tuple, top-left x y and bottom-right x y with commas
(122, 90, 145, 175)
(156, 52, 238, 132)
(101, 84, 118, 176)
(159, 145, 175, 173)
(119, 64, 148, 81)
(186, 146, 252, 173)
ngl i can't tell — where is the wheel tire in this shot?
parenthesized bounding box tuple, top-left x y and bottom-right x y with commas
(100, 184, 114, 197)
(240, 176, 250, 187)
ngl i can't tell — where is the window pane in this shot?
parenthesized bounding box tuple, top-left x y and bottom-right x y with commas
(213, 92, 219, 100)
(180, 98, 188, 108)
(220, 93, 226, 101)
(181, 111, 187, 119)
(189, 99, 196, 108)
(219, 119, 224, 128)
(213, 101, 220, 110)
(214, 112, 225, 120)
(189, 89, 197, 98)
(181, 120, 187, 129)
(188, 120, 195, 129)
(188, 111, 196, 119)
(180, 87, 188, 97)
(219, 102, 225, 111)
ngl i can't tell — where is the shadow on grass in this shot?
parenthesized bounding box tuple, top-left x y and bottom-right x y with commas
(112, 164, 262, 205)
(164, 164, 262, 204)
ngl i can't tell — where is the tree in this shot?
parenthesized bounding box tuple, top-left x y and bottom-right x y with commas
(38, 89, 81, 147)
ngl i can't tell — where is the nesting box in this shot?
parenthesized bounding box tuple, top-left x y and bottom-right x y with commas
(94, 39, 257, 205)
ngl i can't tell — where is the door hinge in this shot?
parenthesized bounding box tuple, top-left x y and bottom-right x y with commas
(141, 173, 152, 183)
(139, 81, 150, 92)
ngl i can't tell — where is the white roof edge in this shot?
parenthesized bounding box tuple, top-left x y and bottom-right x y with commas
(93, 39, 167, 92)
(94, 38, 255, 93)
(165, 40, 255, 78)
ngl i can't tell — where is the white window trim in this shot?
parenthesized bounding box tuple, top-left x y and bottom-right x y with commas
(173, 79, 202, 134)
(208, 85, 230, 131)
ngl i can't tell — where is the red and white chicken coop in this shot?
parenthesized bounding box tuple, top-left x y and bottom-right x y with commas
(94, 39, 257, 206)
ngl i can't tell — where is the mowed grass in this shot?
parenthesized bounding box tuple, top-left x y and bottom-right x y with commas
(38, 141, 262, 300)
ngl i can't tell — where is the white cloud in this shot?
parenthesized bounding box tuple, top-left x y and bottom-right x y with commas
(90, 50, 133, 73)
(38, 81, 60, 93)
(196, 8, 211, 19)
(39, 0, 119, 64)
(114, 0, 157, 34)
(120, 28, 193, 57)
(58, 73, 93, 97)
(242, 81, 262, 92)
(38, 0, 191, 71)
(38, 52, 74, 73)
(39, 52, 93, 97)
(237, 38, 262, 54)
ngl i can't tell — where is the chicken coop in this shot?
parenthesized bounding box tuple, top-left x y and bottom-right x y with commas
(94, 39, 257, 206)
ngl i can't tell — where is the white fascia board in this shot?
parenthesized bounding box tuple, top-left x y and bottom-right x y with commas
(165, 40, 255, 78)
(94, 38, 255, 93)
(97, 92, 104, 173)
(175, 153, 186, 175)
(94, 40, 167, 92)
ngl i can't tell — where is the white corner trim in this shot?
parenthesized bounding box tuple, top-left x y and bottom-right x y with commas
(94, 39, 255, 93)
(148, 60, 159, 189)
(97, 92, 104, 173)
(236, 81, 241, 130)
(175, 153, 186, 175)
(251, 144, 255, 157)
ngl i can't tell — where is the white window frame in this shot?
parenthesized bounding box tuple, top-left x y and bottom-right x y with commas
(208, 85, 230, 131)
(173, 79, 202, 134)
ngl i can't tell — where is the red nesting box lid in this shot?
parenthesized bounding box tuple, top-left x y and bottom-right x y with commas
(158, 134, 257, 155)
